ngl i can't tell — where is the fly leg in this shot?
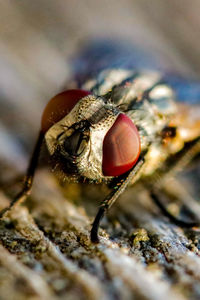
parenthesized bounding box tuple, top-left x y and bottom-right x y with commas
(0, 131, 44, 218)
(149, 137, 200, 227)
(150, 188, 199, 227)
(91, 158, 144, 243)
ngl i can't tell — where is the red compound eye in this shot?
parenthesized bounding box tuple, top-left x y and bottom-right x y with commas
(41, 89, 91, 133)
(102, 114, 141, 176)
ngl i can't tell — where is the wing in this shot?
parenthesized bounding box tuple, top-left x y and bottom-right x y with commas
(71, 39, 163, 86)
(72, 39, 200, 105)
(163, 73, 200, 105)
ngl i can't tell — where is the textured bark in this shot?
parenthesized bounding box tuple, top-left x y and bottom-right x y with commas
(0, 1, 200, 300)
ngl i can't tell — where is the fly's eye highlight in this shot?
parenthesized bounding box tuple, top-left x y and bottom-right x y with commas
(102, 113, 141, 176)
(41, 89, 91, 133)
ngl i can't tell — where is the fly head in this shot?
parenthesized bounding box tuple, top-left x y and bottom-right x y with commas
(44, 93, 119, 181)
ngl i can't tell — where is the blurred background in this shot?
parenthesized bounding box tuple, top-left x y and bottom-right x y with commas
(0, 0, 200, 175)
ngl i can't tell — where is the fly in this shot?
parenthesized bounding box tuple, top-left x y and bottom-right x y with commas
(0, 68, 200, 243)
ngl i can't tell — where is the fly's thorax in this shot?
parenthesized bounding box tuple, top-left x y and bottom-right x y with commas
(82, 68, 177, 151)
(44, 94, 119, 181)
(82, 69, 133, 95)
(126, 94, 177, 152)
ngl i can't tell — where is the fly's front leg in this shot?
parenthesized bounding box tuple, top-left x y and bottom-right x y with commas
(0, 131, 44, 218)
(91, 158, 144, 243)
